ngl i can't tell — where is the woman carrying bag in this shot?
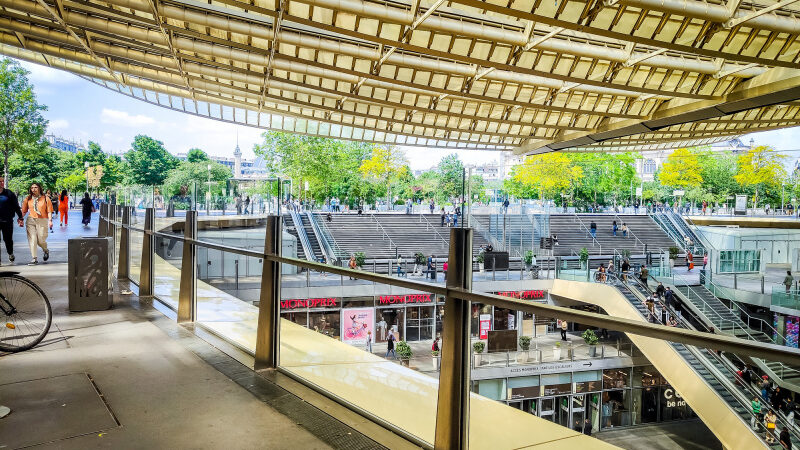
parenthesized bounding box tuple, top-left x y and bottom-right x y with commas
(79, 192, 95, 227)
(21, 183, 53, 265)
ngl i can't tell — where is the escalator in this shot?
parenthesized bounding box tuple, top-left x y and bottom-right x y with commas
(298, 213, 325, 262)
(551, 277, 773, 449)
(282, 213, 308, 260)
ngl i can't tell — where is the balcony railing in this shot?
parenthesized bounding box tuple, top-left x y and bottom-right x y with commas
(99, 202, 800, 449)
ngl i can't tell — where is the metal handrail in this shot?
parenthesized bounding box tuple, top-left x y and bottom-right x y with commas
(612, 212, 646, 253)
(306, 211, 336, 263)
(469, 213, 502, 251)
(314, 214, 348, 261)
(418, 213, 449, 247)
(699, 276, 785, 341)
(571, 213, 601, 253)
(368, 211, 399, 255)
(289, 209, 316, 262)
(650, 211, 686, 250)
(112, 206, 800, 366)
(664, 209, 707, 255)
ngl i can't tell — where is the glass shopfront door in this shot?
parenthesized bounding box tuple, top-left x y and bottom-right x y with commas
(406, 306, 434, 341)
(376, 308, 404, 342)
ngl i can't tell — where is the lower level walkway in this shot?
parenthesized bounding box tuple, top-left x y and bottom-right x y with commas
(0, 260, 384, 448)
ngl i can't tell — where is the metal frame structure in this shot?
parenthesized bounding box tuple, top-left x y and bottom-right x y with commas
(1, 0, 799, 153)
(103, 202, 800, 449)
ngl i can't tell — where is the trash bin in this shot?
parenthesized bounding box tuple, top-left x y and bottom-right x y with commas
(68, 237, 113, 312)
(699, 269, 706, 285)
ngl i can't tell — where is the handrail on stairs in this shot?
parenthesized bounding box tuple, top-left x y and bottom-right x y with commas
(572, 213, 601, 254)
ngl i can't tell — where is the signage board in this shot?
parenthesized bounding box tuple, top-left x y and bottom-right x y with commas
(735, 194, 748, 215)
(341, 308, 374, 346)
(673, 190, 685, 196)
(281, 297, 338, 309)
(574, 380, 601, 393)
(496, 290, 547, 300)
(479, 314, 492, 340)
(377, 294, 433, 305)
(509, 385, 540, 400)
(487, 329, 517, 352)
(635, 187, 642, 197)
(542, 383, 572, 397)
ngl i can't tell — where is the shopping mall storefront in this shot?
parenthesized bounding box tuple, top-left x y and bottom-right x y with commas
(280, 293, 443, 344)
(473, 364, 695, 433)
(280, 288, 551, 345)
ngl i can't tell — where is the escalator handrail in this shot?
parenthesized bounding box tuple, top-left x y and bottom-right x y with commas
(289, 209, 315, 262)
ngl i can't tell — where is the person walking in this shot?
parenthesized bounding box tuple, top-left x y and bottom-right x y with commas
(79, 192, 94, 227)
(560, 320, 568, 341)
(751, 397, 762, 429)
(244, 195, 251, 214)
(639, 264, 649, 286)
(440, 208, 446, 227)
(622, 223, 628, 237)
(656, 282, 666, 299)
(432, 336, 440, 353)
(612, 220, 618, 236)
(621, 259, 630, 282)
(58, 190, 69, 227)
(21, 183, 53, 265)
(385, 332, 396, 358)
(784, 271, 794, 294)
(429, 199, 435, 214)
(396, 254, 405, 277)
(687, 252, 694, 271)
(590, 220, 597, 239)
(366, 330, 373, 353)
(762, 376, 772, 402)
(348, 255, 357, 280)
(0, 177, 23, 264)
(443, 260, 448, 281)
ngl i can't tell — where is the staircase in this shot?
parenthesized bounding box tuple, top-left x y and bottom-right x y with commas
(548, 214, 676, 257)
(282, 213, 307, 260)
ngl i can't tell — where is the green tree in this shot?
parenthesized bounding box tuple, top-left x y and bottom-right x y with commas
(513, 153, 583, 202)
(7, 148, 60, 193)
(124, 135, 179, 185)
(0, 58, 48, 181)
(186, 148, 209, 163)
(658, 148, 703, 189)
(162, 160, 231, 196)
(359, 146, 407, 204)
(734, 145, 788, 207)
(572, 153, 638, 206)
(437, 154, 465, 202)
(697, 151, 739, 204)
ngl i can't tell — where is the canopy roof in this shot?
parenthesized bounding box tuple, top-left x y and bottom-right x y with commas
(1, 0, 799, 153)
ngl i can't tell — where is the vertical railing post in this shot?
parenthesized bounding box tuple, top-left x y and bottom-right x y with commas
(255, 215, 282, 370)
(98, 203, 108, 237)
(178, 211, 198, 323)
(434, 227, 472, 450)
(118, 206, 130, 280)
(139, 207, 155, 297)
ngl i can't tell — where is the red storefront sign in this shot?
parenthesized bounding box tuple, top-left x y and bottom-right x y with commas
(495, 290, 546, 300)
(377, 294, 433, 305)
(280, 297, 338, 309)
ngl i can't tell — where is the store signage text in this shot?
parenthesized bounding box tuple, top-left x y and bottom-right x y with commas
(281, 297, 338, 309)
(496, 290, 546, 300)
(662, 388, 686, 408)
(378, 294, 433, 305)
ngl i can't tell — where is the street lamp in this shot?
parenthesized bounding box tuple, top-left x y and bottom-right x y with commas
(206, 163, 212, 215)
(84, 161, 91, 193)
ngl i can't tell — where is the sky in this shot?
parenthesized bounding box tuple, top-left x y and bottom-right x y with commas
(16, 58, 800, 171)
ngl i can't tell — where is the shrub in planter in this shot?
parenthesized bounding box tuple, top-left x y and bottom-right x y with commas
(431, 350, 439, 357)
(415, 252, 426, 265)
(582, 329, 599, 357)
(354, 251, 366, 268)
(524, 250, 534, 267)
(476, 251, 485, 264)
(518, 335, 532, 351)
(668, 246, 679, 260)
(396, 340, 413, 366)
(472, 341, 485, 354)
(579, 248, 589, 267)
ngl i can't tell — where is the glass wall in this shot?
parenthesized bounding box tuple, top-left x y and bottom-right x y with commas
(718, 249, 761, 273)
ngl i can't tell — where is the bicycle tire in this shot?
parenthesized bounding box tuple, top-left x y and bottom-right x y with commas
(0, 274, 52, 353)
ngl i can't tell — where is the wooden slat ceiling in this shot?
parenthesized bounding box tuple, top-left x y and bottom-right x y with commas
(1, 0, 799, 152)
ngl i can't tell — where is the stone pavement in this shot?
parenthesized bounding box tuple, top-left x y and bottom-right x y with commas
(0, 213, 389, 450)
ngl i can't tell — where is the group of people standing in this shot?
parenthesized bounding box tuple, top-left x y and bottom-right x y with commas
(0, 177, 95, 265)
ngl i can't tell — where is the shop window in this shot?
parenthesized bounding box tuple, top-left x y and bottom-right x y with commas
(309, 311, 340, 340)
(281, 311, 307, 327)
(493, 307, 516, 330)
(471, 303, 492, 338)
(603, 368, 631, 389)
(573, 370, 601, 393)
(659, 386, 693, 421)
(376, 308, 404, 342)
(633, 365, 666, 387)
(508, 376, 540, 400)
(601, 390, 631, 428)
(718, 250, 761, 273)
(632, 387, 659, 425)
(477, 379, 507, 401)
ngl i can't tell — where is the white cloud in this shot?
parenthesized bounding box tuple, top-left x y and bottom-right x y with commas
(100, 108, 155, 126)
(48, 119, 69, 130)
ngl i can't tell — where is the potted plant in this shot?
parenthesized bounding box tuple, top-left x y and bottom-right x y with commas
(524, 250, 534, 269)
(354, 251, 366, 269)
(477, 251, 485, 273)
(396, 340, 413, 367)
(553, 341, 562, 360)
(431, 350, 440, 370)
(668, 246, 679, 268)
(473, 340, 485, 366)
(517, 335, 532, 363)
(582, 329, 599, 357)
(579, 247, 589, 269)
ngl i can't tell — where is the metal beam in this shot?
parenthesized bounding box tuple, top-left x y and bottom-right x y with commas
(516, 67, 800, 154)
(725, 0, 800, 29)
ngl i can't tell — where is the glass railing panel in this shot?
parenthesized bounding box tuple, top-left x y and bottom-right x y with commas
(195, 245, 261, 352)
(153, 230, 183, 311)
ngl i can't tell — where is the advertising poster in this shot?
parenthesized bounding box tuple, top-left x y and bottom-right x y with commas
(341, 308, 374, 346)
(735, 195, 748, 215)
(479, 314, 492, 339)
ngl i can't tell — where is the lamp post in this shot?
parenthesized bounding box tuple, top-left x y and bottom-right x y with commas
(206, 163, 212, 215)
(84, 161, 91, 194)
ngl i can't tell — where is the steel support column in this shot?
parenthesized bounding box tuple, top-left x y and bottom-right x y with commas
(139, 207, 155, 297)
(118, 206, 130, 280)
(178, 210, 198, 323)
(434, 227, 472, 450)
(255, 215, 281, 370)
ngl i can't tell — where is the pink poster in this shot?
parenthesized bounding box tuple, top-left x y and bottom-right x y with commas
(341, 308, 375, 346)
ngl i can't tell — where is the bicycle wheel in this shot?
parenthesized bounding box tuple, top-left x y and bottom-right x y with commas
(0, 274, 52, 353)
